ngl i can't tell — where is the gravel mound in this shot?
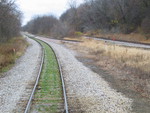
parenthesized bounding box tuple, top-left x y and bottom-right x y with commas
(0, 37, 42, 113)
(40, 37, 133, 113)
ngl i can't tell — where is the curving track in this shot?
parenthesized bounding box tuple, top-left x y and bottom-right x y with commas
(23, 35, 69, 113)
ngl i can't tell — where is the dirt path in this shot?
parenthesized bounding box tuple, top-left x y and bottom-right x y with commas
(0, 37, 42, 113)
(36, 36, 133, 113)
(76, 56, 150, 113)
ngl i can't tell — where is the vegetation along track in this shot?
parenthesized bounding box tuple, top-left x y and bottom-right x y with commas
(24, 36, 68, 113)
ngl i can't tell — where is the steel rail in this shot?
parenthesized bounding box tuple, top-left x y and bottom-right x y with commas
(35, 38, 69, 113)
(24, 36, 45, 113)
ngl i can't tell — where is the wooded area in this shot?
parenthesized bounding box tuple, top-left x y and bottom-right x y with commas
(0, 0, 21, 42)
(24, 0, 150, 38)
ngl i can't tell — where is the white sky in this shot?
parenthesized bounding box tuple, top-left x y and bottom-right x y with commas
(16, 0, 84, 25)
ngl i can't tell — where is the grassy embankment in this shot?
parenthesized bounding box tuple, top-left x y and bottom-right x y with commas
(77, 38, 150, 98)
(0, 37, 28, 73)
(31, 39, 63, 112)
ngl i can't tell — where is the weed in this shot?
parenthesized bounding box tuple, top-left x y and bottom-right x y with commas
(0, 37, 28, 73)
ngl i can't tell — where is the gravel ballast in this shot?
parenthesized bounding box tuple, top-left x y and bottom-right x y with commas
(38, 37, 133, 113)
(0, 37, 42, 113)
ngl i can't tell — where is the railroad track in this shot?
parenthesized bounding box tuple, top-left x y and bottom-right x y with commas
(15, 35, 69, 113)
(34, 36, 86, 113)
(85, 36, 150, 49)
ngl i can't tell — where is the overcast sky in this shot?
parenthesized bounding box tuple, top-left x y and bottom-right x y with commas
(16, 0, 84, 25)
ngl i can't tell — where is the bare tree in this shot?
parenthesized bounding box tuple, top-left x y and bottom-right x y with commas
(0, 0, 21, 42)
(23, 15, 58, 36)
(24, 0, 150, 38)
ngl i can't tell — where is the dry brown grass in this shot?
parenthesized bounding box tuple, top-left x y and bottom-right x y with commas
(77, 38, 150, 98)
(0, 37, 28, 72)
(80, 39, 150, 74)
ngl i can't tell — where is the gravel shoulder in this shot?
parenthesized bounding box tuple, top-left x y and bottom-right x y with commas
(0, 37, 42, 113)
(37, 37, 133, 113)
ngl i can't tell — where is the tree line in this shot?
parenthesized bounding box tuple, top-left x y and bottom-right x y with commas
(23, 15, 71, 38)
(0, 0, 21, 42)
(24, 0, 150, 38)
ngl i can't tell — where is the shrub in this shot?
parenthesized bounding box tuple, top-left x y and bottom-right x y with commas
(74, 31, 83, 36)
